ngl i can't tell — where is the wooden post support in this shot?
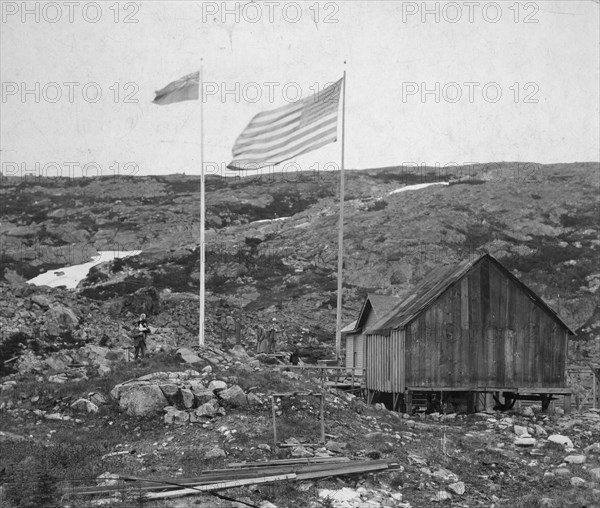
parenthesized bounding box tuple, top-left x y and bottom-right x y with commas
(271, 396, 277, 445)
(320, 393, 325, 444)
(404, 391, 412, 414)
(563, 393, 572, 415)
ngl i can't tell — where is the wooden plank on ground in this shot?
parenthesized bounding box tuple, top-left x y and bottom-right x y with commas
(227, 457, 350, 468)
(144, 474, 297, 500)
(67, 460, 361, 496)
(296, 461, 391, 480)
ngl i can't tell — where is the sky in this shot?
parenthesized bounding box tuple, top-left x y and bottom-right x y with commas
(1, 0, 599, 178)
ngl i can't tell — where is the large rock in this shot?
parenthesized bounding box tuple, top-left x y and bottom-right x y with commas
(31, 295, 52, 308)
(219, 385, 247, 407)
(191, 386, 215, 405)
(159, 384, 180, 404)
(515, 437, 536, 447)
(564, 455, 586, 464)
(585, 442, 600, 454)
(548, 435, 574, 448)
(176, 348, 201, 364)
(195, 399, 220, 417)
(448, 482, 465, 495)
(208, 380, 228, 392)
(229, 345, 251, 362)
(116, 385, 168, 416)
(164, 408, 190, 425)
(513, 425, 529, 437)
(205, 446, 226, 459)
(181, 388, 195, 409)
(71, 398, 99, 414)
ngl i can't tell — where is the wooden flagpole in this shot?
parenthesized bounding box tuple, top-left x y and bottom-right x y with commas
(199, 60, 205, 346)
(335, 68, 347, 360)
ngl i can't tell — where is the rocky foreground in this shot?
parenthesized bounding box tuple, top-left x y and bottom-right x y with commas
(1, 339, 600, 508)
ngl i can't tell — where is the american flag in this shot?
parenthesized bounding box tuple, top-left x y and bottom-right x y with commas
(227, 78, 343, 170)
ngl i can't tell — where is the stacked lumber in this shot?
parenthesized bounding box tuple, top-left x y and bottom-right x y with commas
(65, 457, 400, 501)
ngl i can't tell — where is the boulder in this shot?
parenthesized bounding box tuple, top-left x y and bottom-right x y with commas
(208, 380, 228, 392)
(589, 468, 600, 482)
(89, 392, 109, 405)
(159, 384, 180, 404)
(191, 387, 215, 405)
(570, 477, 587, 487)
(291, 446, 313, 458)
(548, 435, 574, 448)
(117, 385, 168, 417)
(181, 388, 195, 409)
(70, 398, 99, 414)
(513, 425, 529, 437)
(164, 409, 190, 425)
(205, 446, 226, 459)
(196, 399, 220, 417)
(514, 437, 536, 447)
(521, 406, 534, 417)
(176, 348, 202, 364)
(219, 385, 247, 407)
(564, 455, 586, 464)
(585, 442, 600, 454)
(432, 468, 459, 482)
(31, 295, 52, 308)
(247, 393, 263, 406)
(448, 482, 465, 496)
(229, 345, 251, 362)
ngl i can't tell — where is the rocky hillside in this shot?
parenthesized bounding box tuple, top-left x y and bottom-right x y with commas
(1, 162, 598, 363)
(1, 162, 599, 508)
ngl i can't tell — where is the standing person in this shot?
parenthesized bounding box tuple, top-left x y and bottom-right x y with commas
(134, 313, 150, 360)
(290, 348, 300, 366)
(256, 324, 267, 354)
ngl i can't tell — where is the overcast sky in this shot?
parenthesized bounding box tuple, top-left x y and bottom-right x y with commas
(1, 0, 598, 178)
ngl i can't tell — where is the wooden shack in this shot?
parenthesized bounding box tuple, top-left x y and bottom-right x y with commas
(363, 254, 574, 413)
(342, 294, 401, 375)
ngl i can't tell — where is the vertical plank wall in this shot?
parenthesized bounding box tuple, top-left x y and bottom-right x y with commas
(365, 330, 405, 393)
(399, 257, 569, 389)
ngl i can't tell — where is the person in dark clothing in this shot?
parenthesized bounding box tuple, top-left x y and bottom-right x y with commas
(290, 349, 300, 366)
(134, 313, 150, 359)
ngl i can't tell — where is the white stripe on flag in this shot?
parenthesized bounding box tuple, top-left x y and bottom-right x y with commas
(228, 78, 342, 170)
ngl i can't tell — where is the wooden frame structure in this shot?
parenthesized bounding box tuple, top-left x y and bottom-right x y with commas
(362, 254, 575, 414)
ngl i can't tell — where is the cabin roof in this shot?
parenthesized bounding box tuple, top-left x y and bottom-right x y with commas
(342, 293, 402, 336)
(366, 253, 575, 335)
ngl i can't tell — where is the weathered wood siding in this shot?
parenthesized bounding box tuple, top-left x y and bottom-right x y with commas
(404, 257, 568, 389)
(365, 329, 405, 392)
(345, 335, 355, 371)
(346, 306, 381, 373)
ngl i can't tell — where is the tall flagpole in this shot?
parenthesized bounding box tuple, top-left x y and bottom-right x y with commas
(199, 60, 205, 346)
(335, 67, 347, 360)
